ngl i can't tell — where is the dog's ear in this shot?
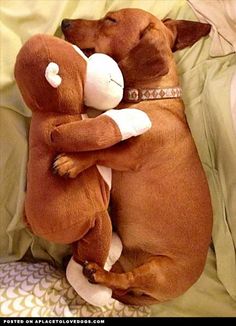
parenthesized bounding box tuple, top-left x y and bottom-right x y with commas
(163, 19, 211, 52)
(118, 24, 169, 86)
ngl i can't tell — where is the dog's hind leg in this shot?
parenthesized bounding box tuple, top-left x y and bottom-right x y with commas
(83, 255, 202, 303)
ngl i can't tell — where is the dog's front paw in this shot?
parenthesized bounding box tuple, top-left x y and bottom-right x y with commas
(83, 261, 104, 284)
(53, 154, 79, 178)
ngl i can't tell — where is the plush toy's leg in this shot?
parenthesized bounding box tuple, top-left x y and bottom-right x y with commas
(66, 232, 122, 307)
(73, 211, 112, 266)
(66, 211, 122, 307)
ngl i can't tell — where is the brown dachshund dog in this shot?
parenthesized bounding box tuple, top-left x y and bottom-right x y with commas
(55, 8, 213, 305)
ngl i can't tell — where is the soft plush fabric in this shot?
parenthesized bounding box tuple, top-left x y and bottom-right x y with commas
(0, 0, 236, 317)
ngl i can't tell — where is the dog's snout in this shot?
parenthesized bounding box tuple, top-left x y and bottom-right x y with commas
(61, 19, 71, 30)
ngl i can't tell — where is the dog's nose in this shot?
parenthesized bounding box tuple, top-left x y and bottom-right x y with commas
(61, 19, 71, 30)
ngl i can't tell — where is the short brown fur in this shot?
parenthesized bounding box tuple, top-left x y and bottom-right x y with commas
(58, 9, 213, 305)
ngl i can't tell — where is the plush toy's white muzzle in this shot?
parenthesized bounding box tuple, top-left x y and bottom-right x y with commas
(45, 45, 124, 110)
(84, 53, 124, 111)
(72, 45, 124, 111)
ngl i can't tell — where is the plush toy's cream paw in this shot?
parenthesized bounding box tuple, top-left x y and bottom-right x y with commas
(103, 109, 152, 140)
(66, 257, 113, 307)
(104, 232, 123, 271)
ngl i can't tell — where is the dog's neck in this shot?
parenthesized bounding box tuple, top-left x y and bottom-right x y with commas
(123, 85, 182, 103)
(123, 59, 181, 103)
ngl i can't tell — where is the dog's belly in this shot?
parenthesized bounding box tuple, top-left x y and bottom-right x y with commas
(111, 157, 212, 258)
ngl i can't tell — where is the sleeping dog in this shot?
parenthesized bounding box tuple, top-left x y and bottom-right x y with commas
(55, 8, 213, 305)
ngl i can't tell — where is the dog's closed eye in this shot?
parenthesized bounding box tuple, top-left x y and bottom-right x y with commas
(104, 16, 117, 24)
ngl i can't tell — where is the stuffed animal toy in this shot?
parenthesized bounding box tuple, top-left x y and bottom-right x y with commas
(14, 34, 151, 306)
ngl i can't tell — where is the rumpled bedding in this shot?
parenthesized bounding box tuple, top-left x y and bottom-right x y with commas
(188, 0, 236, 57)
(0, 261, 150, 317)
(0, 0, 235, 317)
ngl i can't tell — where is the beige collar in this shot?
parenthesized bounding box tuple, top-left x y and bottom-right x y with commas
(123, 86, 182, 103)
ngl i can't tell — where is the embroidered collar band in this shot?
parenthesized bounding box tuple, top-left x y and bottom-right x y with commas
(123, 86, 182, 102)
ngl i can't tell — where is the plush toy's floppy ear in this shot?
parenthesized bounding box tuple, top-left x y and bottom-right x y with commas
(118, 24, 169, 86)
(163, 19, 211, 52)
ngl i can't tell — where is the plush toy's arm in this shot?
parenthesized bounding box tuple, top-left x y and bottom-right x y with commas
(50, 109, 151, 152)
(50, 114, 121, 152)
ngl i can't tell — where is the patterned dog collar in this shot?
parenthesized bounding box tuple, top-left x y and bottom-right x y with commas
(123, 86, 182, 102)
